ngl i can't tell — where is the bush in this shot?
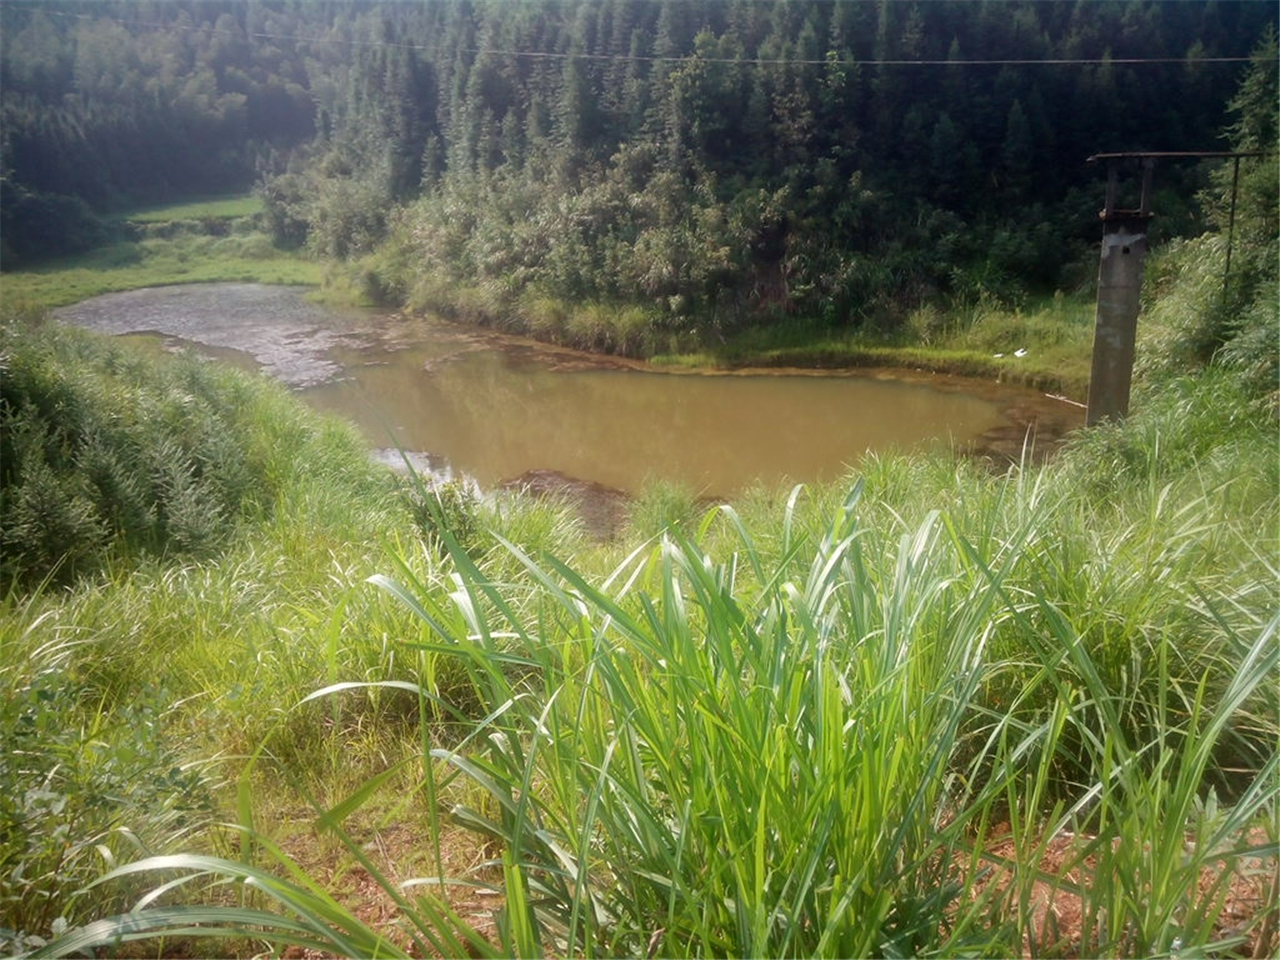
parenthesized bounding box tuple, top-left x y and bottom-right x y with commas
(0, 645, 213, 955)
(403, 478, 489, 558)
(304, 175, 392, 261)
(0, 185, 108, 264)
(0, 312, 373, 589)
(256, 172, 311, 249)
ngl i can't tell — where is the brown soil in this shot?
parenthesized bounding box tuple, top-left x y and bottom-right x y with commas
(965, 826, 1279, 959)
(276, 819, 505, 959)
(500, 469, 631, 540)
(262, 817, 1276, 960)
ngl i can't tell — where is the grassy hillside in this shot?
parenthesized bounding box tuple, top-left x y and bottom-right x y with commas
(1, 298, 1275, 957)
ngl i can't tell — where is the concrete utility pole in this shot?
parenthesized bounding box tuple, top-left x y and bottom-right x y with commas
(1085, 156, 1153, 426)
(1083, 151, 1264, 427)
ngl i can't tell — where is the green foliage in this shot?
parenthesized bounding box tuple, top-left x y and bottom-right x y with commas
(345, 0, 1268, 328)
(257, 156, 399, 264)
(404, 480, 489, 559)
(304, 174, 393, 262)
(1140, 34, 1278, 401)
(0, 312, 366, 588)
(1, 322, 225, 585)
(0, 4, 313, 234)
(0, 184, 109, 264)
(1139, 204, 1277, 402)
(256, 173, 312, 250)
(7, 1, 1271, 325)
(624, 478, 703, 541)
(0, 630, 214, 955)
(1218, 294, 1279, 399)
(359, 392, 1276, 955)
(34, 390, 1276, 957)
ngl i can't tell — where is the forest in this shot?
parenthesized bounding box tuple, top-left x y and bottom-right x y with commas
(2, 1, 1275, 327)
(1, 2, 1278, 958)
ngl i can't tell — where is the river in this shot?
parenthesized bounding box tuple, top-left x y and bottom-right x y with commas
(55, 283, 1081, 498)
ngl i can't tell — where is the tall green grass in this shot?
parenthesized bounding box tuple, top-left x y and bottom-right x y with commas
(35, 431, 1277, 958)
(662, 292, 1097, 397)
(0, 312, 381, 587)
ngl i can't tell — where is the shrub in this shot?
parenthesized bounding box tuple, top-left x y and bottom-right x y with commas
(0, 312, 371, 589)
(256, 172, 311, 249)
(0, 186, 108, 264)
(403, 479, 489, 559)
(0, 638, 214, 955)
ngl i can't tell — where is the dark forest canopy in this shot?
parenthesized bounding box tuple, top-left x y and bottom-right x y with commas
(2, 0, 1275, 318)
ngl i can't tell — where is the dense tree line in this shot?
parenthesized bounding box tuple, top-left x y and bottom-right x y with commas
(2, 1, 1274, 327)
(1, 0, 316, 259)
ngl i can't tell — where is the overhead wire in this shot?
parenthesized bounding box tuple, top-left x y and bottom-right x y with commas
(30, 7, 1264, 68)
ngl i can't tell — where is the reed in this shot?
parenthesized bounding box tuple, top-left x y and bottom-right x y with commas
(34, 455, 1277, 958)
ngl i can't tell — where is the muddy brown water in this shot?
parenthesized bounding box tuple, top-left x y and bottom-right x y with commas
(56, 283, 1082, 500)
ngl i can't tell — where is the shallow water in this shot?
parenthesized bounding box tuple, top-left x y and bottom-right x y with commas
(56, 283, 1078, 495)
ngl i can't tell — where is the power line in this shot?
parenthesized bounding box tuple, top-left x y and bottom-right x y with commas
(459, 50, 1257, 66)
(32, 8, 1264, 68)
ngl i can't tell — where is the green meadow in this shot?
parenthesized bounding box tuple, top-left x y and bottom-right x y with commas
(1, 198, 321, 310)
(109, 194, 264, 224)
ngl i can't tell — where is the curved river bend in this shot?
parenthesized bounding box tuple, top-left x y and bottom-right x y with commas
(56, 284, 1080, 496)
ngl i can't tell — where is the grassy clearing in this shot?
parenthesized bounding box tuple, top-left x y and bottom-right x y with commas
(1, 306, 1275, 957)
(110, 194, 263, 224)
(1, 193, 321, 310)
(0, 234, 323, 309)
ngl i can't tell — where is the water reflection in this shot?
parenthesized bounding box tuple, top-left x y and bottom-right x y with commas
(55, 283, 1056, 495)
(303, 340, 1005, 494)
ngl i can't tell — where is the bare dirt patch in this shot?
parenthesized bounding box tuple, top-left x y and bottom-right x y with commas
(964, 826, 1279, 959)
(275, 819, 504, 959)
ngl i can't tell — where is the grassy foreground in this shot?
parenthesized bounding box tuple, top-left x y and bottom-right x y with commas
(1, 306, 1276, 957)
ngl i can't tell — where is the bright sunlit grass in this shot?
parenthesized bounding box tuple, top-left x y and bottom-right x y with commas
(699, 292, 1098, 399)
(19, 444, 1275, 958)
(0, 234, 323, 308)
(110, 193, 263, 223)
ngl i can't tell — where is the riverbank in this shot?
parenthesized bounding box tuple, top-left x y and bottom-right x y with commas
(400, 269, 1097, 399)
(651, 293, 1096, 398)
(659, 337, 1089, 398)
